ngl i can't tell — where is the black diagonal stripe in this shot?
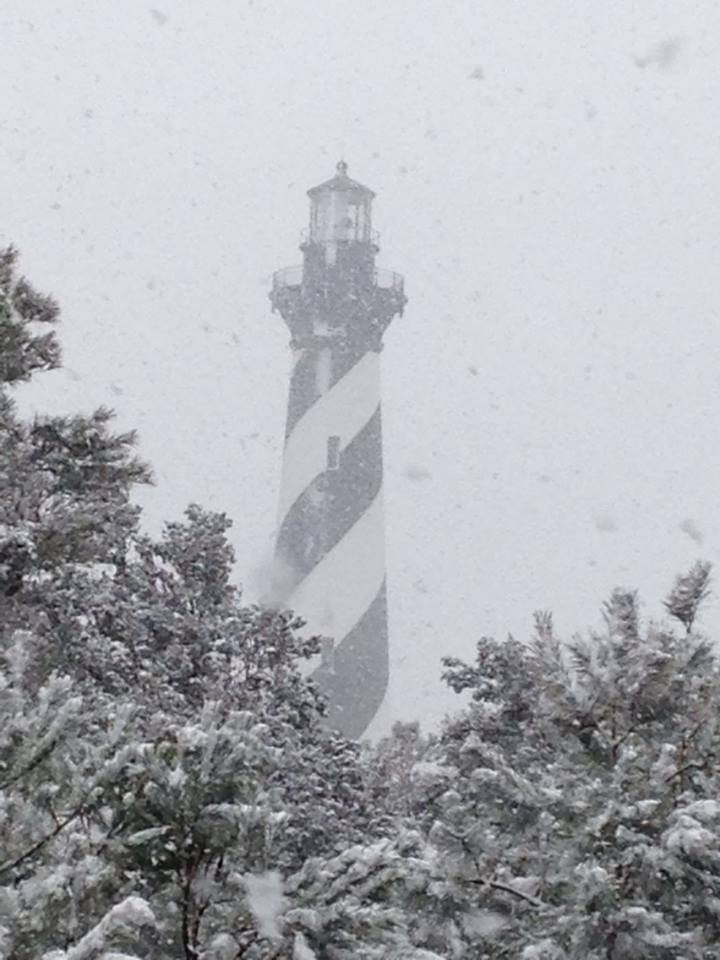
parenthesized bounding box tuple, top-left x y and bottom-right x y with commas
(313, 579, 389, 740)
(286, 343, 373, 442)
(274, 407, 383, 593)
(274, 483, 327, 592)
(323, 405, 382, 553)
(285, 348, 320, 440)
(328, 339, 370, 390)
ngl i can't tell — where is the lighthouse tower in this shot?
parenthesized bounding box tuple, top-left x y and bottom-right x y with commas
(270, 162, 406, 739)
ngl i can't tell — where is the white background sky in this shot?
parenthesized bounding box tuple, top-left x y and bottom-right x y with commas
(2, 0, 720, 733)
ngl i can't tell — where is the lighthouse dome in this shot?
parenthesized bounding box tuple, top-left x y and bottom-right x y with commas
(307, 161, 375, 244)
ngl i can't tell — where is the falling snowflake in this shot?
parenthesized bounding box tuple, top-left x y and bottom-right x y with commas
(404, 464, 431, 482)
(244, 871, 284, 940)
(594, 513, 617, 533)
(679, 518, 703, 545)
(634, 37, 682, 70)
(149, 8, 169, 26)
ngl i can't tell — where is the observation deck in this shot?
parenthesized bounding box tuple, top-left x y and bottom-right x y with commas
(299, 227, 381, 248)
(269, 263, 406, 347)
(271, 265, 404, 297)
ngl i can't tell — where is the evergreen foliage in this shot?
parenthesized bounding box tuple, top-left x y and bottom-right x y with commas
(427, 580, 720, 958)
(0, 245, 60, 386)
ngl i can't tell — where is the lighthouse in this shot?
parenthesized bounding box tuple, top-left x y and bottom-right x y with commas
(270, 162, 406, 739)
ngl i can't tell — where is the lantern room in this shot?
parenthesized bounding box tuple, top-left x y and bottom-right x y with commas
(306, 161, 375, 245)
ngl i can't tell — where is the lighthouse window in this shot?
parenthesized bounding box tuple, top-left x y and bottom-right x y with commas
(327, 435, 341, 470)
(356, 202, 367, 239)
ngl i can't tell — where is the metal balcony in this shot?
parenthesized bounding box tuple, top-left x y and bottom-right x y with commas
(374, 269, 404, 293)
(299, 228, 380, 246)
(271, 265, 404, 297)
(272, 265, 303, 290)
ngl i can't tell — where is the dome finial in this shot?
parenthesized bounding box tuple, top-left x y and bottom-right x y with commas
(336, 159, 349, 176)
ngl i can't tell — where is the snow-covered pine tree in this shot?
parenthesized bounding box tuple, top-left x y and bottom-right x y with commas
(424, 569, 720, 959)
(0, 245, 60, 386)
(0, 247, 152, 676)
(0, 632, 155, 958)
(663, 560, 711, 634)
(1, 249, 409, 960)
(0, 249, 158, 956)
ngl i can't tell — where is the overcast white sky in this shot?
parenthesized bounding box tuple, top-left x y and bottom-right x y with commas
(2, 0, 720, 733)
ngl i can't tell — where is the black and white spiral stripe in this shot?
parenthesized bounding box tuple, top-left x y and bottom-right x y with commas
(275, 340, 389, 738)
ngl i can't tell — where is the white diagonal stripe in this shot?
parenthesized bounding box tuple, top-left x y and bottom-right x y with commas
(287, 491, 386, 671)
(278, 350, 380, 524)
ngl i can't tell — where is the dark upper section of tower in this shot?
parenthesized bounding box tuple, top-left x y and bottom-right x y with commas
(270, 162, 406, 348)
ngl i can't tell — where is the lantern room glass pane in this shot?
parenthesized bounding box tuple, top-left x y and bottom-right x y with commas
(310, 191, 372, 244)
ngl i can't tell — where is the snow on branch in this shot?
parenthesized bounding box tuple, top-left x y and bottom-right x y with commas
(41, 897, 154, 960)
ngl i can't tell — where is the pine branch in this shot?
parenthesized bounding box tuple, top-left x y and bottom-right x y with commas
(484, 877, 547, 909)
(664, 755, 714, 784)
(0, 733, 63, 791)
(441, 826, 550, 909)
(0, 800, 88, 877)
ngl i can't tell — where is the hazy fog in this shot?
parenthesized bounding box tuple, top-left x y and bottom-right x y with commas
(2, 0, 720, 732)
